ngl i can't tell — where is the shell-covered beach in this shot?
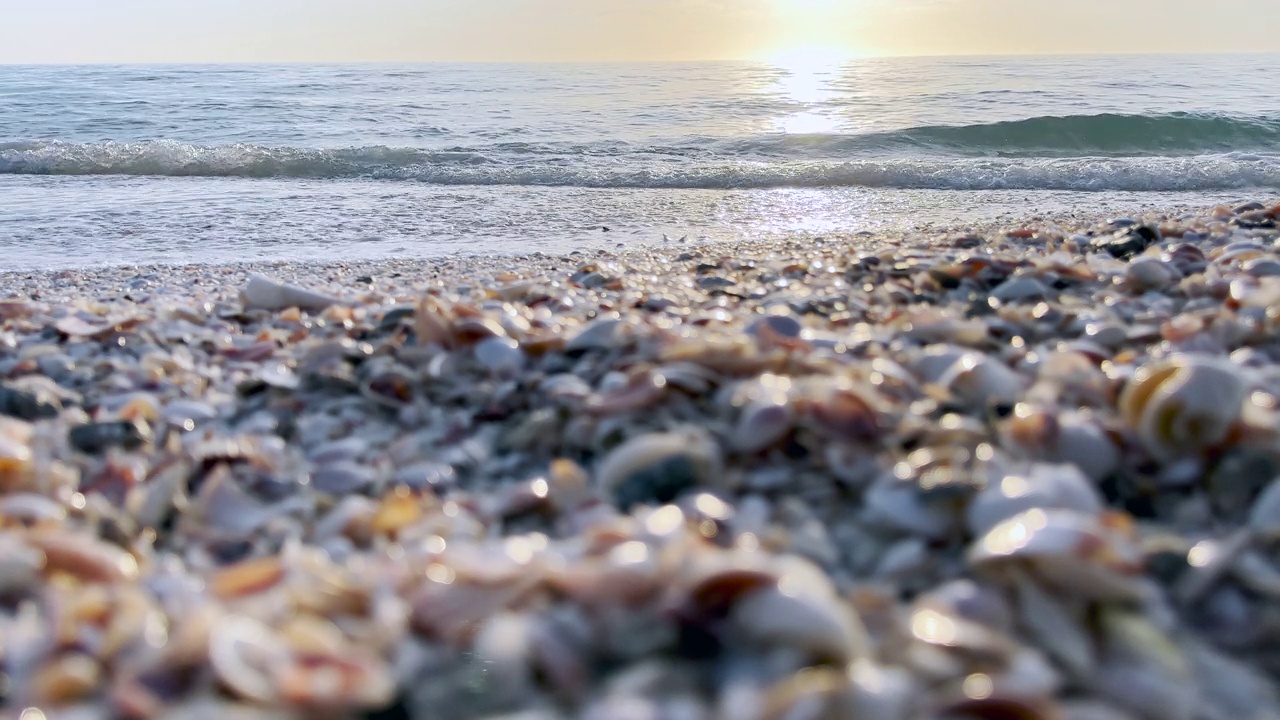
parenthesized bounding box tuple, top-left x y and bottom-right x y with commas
(3, 200, 1280, 720)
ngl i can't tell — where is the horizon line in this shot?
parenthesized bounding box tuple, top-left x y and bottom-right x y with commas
(3, 49, 1278, 68)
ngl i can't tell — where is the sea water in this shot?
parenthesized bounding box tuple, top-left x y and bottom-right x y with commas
(1, 54, 1277, 269)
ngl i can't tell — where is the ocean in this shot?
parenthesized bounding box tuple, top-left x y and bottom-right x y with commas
(1, 53, 1278, 270)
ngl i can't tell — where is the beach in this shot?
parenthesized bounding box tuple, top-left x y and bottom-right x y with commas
(2, 200, 1280, 719)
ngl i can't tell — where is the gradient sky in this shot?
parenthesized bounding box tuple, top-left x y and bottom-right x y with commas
(2, 0, 1278, 64)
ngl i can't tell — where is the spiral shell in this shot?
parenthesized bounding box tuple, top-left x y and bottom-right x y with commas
(1118, 355, 1248, 462)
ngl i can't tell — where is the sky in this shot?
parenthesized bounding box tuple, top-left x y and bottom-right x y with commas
(1, 0, 1278, 64)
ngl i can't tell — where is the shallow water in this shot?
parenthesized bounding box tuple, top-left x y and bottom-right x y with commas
(1, 55, 1277, 269)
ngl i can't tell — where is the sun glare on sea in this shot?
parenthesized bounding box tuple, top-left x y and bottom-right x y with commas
(766, 46, 850, 135)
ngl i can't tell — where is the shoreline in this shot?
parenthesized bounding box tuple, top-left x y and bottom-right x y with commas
(0, 199, 1251, 290)
(2, 199, 1280, 717)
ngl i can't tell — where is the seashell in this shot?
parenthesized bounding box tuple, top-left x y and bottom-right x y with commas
(30, 652, 103, 705)
(1090, 609, 1195, 720)
(680, 566, 777, 621)
(311, 460, 378, 495)
(993, 275, 1051, 303)
(256, 362, 300, 390)
(967, 464, 1103, 537)
(794, 376, 887, 443)
(161, 399, 220, 430)
(359, 365, 417, 409)
(371, 486, 428, 535)
(410, 570, 542, 646)
(308, 436, 370, 465)
(732, 397, 794, 453)
(1205, 448, 1279, 517)
(1182, 637, 1280, 720)
(747, 310, 804, 340)
(728, 561, 870, 664)
(758, 667, 856, 720)
(474, 336, 526, 376)
(566, 317, 625, 354)
(918, 579, 1015, 636)
(414, 295, 454, 347)
(912, 345, 973, 384)
(55, 313, 140, 338)
(595, 430, 723, 510)
(210, 555, 288, 600)
(0, 492, 67, 526)
(209, 615, 290, 704)
(1011, 570, 1095, 681)
(898, 307, 990, 346)
(864, 472, 964, 540)
(1118, 355, 1248, 462)
(1248, 477, 1280, 539)
(585, 370, 669, 416)
(1229, 550, 1280, 598)
(274, 646, 394, 710)
(391, 461, 457, 492)
(1242, 256, 1280, 277)
(848, 660, 920, 720)
(27, 530, 139, 583)
(1053, 411, 1119, 482)
(0, 417, 36, 491)
(190, 464, 277, 535)
(1124, 258, 1178, 292)
(1229, 276, 1280, 309)
(240, 273, 342, 312)
(969, 509, 1146, 601)
(0, 534, 43, 595)
(937, 353, 1024, 412)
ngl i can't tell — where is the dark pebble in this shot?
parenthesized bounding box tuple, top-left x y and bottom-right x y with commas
(69, 419, 153, 454)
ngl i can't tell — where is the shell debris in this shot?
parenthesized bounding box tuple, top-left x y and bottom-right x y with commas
(0, 202, 1277, 718)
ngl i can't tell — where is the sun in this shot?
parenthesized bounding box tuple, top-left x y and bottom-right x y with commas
(761, 0, 860, 66)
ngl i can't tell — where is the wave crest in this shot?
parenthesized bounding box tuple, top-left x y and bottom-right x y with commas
(2, 138, 1278, 191)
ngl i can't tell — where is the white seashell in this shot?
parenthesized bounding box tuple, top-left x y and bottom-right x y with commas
(847, 660, 919, 720)
(967, 463, 1103, 536)
(863, 474, 960, 540)
(1125, 257, 1178, 291)
(992, 275, 1050, 302)
(1118, 354, 1249, 462)
(969, 508, 1146, 601)
(1012, 570, 1095, 681)
(1055, 412, 1121, 482)
(729, 584, 867, 663)
(937, 352, 1024, 410)
(566, 318, 625, 353)
(910, 345, 971, 384)
(191, 464, 276, 534)
(239, 273, 342, 312)
(256, 361, 300, 390)
(209, 615, 288, 704)
(0, 492, 67, 524)
(474, 336, 526, 376)
(0, 534, 43, 596)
